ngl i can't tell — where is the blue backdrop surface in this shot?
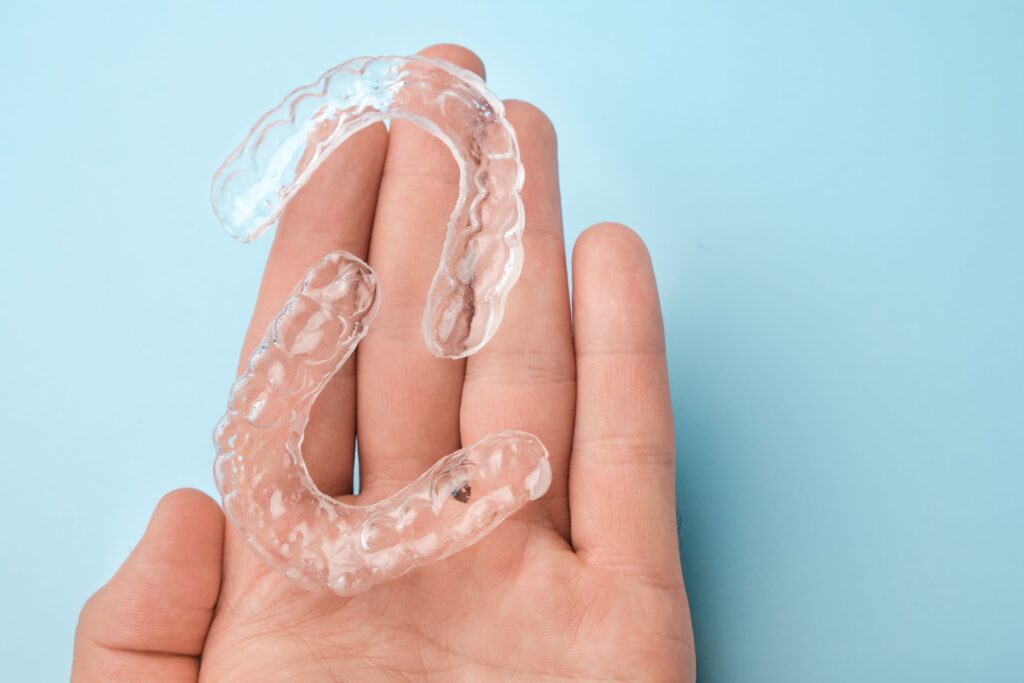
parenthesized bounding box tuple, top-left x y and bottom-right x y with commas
(1, 1, 1022, 680)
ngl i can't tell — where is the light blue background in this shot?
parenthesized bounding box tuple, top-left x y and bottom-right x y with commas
(2, 1, 1021, 680)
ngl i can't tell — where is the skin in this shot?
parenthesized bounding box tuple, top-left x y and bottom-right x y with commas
(72, 44, 696, 682)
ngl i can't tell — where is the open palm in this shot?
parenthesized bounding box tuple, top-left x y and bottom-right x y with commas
(73, 45, 694, 682)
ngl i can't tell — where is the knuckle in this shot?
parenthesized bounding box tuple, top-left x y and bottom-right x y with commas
(573, 429, 674, 468)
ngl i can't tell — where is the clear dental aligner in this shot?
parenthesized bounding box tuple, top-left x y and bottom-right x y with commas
(214, 253, 551, 595)
(211, 55, 527, 358)
(211, 58, 549, 596)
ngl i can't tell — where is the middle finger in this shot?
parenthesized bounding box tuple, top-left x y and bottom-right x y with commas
(356, 44, 486, 494)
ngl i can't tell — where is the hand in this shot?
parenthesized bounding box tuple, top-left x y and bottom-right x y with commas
(73, 44, 695, 682)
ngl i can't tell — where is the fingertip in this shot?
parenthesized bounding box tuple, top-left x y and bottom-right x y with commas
(418, 43, 486, 79)
(573, 222, 663, 352)
(573, 222, 651, 275)
(145, 488, 224, 552)
(504, 99, 558, 149)
(155, 487, 220, 513)
(154, 487, 222, 518)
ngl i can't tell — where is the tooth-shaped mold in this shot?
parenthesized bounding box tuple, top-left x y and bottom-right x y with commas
(214, 252, 551, 596)
(212, 58, 545, 596)
(211, 55, 526, 359)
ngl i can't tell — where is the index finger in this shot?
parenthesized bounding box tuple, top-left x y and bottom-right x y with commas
(235, 123, 388, 496)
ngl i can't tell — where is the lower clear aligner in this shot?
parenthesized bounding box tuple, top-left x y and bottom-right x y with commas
(211, 57, 549, 596)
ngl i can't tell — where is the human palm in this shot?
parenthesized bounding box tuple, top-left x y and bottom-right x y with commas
(199, 512, 689, 680)
(74, 44, 694, 682)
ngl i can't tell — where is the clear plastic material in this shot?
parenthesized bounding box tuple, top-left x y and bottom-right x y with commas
(211, 55, 526, 359)
(211, 58, 548, 596)
(214, 253, 550, 596)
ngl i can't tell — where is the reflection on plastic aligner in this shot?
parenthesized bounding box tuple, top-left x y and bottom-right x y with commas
(214, 252, 551, 596)
(211, 58, 549, 596)
(211, 55, 527, 359)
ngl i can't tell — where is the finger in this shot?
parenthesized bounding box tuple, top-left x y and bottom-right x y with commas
(461, 101, 575, 536)
(357, 44, 486, 494)
(238, 123, 387, 495)
(569, 223, 683, 586)
(73, 489, 224, 682)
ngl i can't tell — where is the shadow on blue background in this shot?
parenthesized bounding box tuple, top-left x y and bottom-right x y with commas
(1, 1, 1021, 680)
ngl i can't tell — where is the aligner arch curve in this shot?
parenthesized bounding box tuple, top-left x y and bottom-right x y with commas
(211, 55, 527, 359)
(211, 57, 549, 597)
